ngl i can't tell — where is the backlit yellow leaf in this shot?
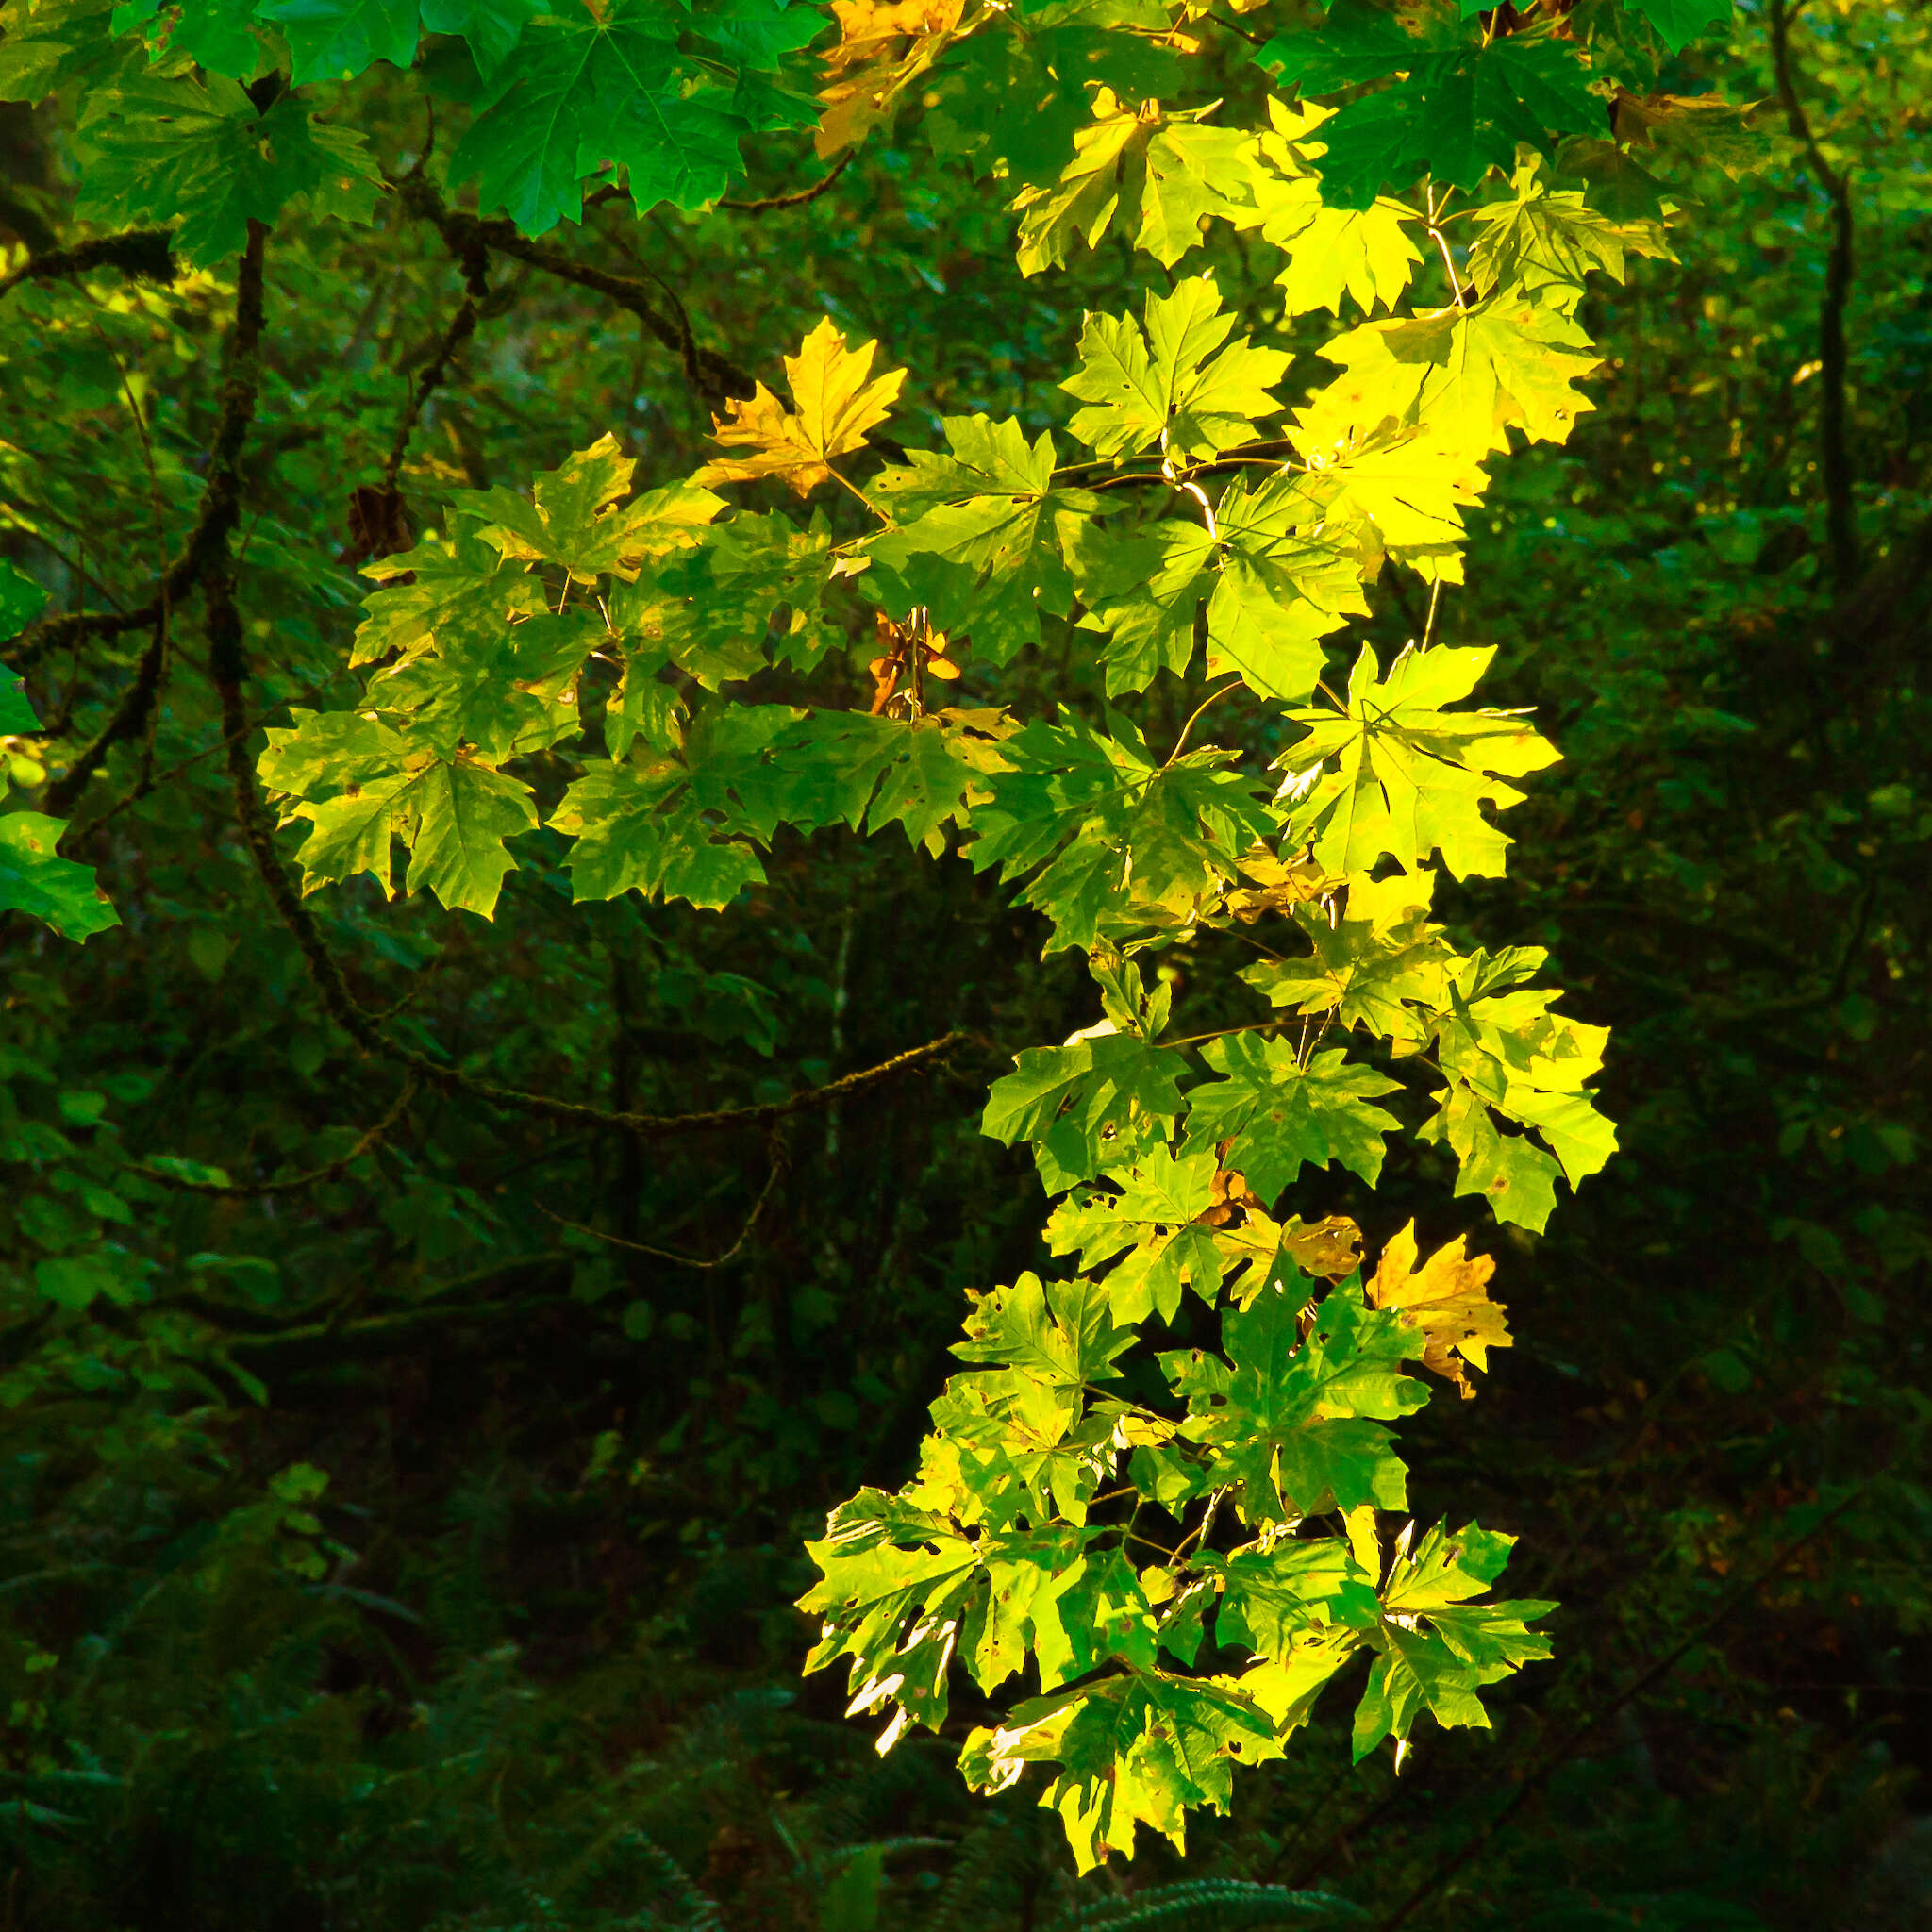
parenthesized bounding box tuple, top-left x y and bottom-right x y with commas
(695, 317, 907, 498)
(816, 0, 964, 158)
(1366, 1220, 1511, 1398)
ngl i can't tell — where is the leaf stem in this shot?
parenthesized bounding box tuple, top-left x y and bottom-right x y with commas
(1165, 679, 1244, 767)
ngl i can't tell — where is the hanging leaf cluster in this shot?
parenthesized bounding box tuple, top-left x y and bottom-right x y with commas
(0, 0, 1753, 1874)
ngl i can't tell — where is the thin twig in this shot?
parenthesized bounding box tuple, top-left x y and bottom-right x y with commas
(398, 173, 755, 405)
(721, 152, 853, 212)
(134, 1076, 419, 1197)
(23, 219, 269, 691)
(0, 228, 174, 301)
(536, 1128, 791, 1268)
(382, 255, 488, 492)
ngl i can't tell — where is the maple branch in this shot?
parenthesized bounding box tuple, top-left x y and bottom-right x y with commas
(720, 152, 853, 212)
(17, 220, 268, 683)
(208, 573, 970, 1139)
(39, 220, 267, 808)
(397, 172, 754, 406)
(0, 227, 175, 301)
(536, 1126, 791, 1267)
(382, 247, 489, 493)
(133, 1076, 420, 1197)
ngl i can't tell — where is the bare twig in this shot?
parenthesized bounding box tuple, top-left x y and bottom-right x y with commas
(397, 173, 755, 405)
(0, 228, 175, 301)
(134, 1076, 419, 1197)
(721, 153, 853, 212)
(537, 1128, 791, 1267)
(22, 219, 269, 689)
(382, 245, 490, 492)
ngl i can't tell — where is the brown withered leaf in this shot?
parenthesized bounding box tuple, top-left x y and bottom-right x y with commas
(695, 317, 906, 498)
(1279, 1213, 1363, 1280)
(1366, 1220, 1511, 1399)
(1223, 842, 1339, 924)
(1210, 1208, 1362, 1309)
(868, 610, 964, 714)
(817, 0, 964, 158)
(1196, 1158, 1265, 1229)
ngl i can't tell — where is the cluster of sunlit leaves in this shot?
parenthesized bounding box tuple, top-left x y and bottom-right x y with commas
(0, 0, 1760, 1873)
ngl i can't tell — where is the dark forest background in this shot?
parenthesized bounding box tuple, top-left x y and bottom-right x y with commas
(1, 3, 1929, 1927)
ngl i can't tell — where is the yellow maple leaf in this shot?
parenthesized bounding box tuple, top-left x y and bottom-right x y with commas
(1366, 1220, 1511, 1399)
(695, 317, 906, 498)
(816, 0, 964, 158)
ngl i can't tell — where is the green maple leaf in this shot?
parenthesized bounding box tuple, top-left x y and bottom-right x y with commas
(111, 0, 265, 76)
(419, 0, 544, 75)
(930, 1274, 1134, 1530)
(1, 563, 46, 734)
(1294, 295, 1601, 465)
(798, 1488, 981, 1743)
(619, 512, 831, 691)
(1624, 0, 1733, 54)
(982, 1029, 1190, 1192)
(1414, 954, 1618, 1221)
(75, 72, 383, 267)
(1241, 1626, 1367, 1740)
(258, 0, 420, 82)
(448, 0, 747, 233)
(1417, 1077, 1563, 1232)
(1063, 275, 1290, 464)
(929, 1377, 1120, 1530)
(0, 560, 47, 646)
(0, 0, 125, 101)
(259, 706, 409, 798)
(1281, 643, 1560, 879)
(372, 623, 591, 764)
(867, 416, 1101, 667)
(1008, 105, 1147, 274)
(1204, 1537, 1381, 1660)
(549, 759, 763, 911)
(1013, 110, 1265, 275)
(960, 1667, 1280, 1872)
(1259, 2, 1602, 208)
(402, 760, 540, 915)
(963, 1524, 1097, 1689)
(458, 433, 724, 580)
(1241, 871, 1451, 1047)
(1068, 516, 1215, 696)
(1165, 1277, 1425, 1524)
(1043, 1143, 1225, 1323)
(966, 713, 1274, 952)
(353, 527, 548, 671)
(773, 712, 981, 852)
(1253, 169, 1423, 317)
(1275, 428, 1491, 586)
(260, 708, 538, 916)
(1202, 474, 1370, 701)
(920, 8, 1185, 186)
(1182, 1038, 1403, 1200)
(0, 669, 36, 735)
(1070, 476, 1363, 703)
(0, 813, 119, 942)
(1468, 165, 1674, 301)
(1351, 1519, 1553, 1758)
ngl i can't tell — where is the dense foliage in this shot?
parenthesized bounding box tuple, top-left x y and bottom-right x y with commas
(0, 0, 1928, 1925)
